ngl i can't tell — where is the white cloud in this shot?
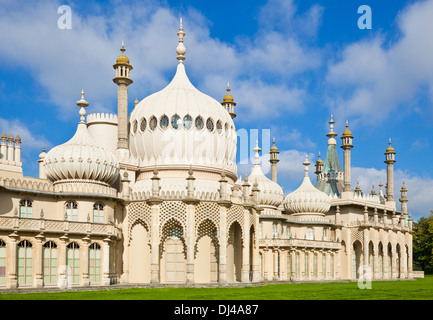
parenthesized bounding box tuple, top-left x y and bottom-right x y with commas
(352, 166, 433, 220)
(0, 0, 323, 124)
(0, 118, 52, 151)
(326, 0, 433, 124)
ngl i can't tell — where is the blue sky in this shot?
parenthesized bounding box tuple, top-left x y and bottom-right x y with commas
(0, 0, 432, 219)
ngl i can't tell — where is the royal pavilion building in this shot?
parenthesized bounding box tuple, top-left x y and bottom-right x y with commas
(0, 21, 413, 289)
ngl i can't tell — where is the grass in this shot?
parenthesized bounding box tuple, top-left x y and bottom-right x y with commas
(1, 276, 432, 300)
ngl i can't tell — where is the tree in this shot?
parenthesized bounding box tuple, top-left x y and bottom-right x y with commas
(412, 211, 433, 274)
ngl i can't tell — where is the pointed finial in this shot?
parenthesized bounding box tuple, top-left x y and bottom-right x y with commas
(121, 40, 125, 52)
(76, 89, 89, 123)
(253, 140, 261, 165)
(176, 18, 186, 63)
(326, 114, 337, 144)
(303, 155, 311, 176)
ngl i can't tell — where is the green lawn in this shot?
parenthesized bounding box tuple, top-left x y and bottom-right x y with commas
(1, 276, 432, 300)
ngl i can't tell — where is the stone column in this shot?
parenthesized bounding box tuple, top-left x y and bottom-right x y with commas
(34, 233, 44, 288)
(273, 249, 278, 281)
(241, 208, 250, 283)
(218, 201, 230, 284)
(185, 201, 197, 285)
(251, 209, 261, 282)
(81, 236, 90, 287)
(148, 198, 162, 283)
(8, 232, 18, 289)
(59, 234, 68, 288)
(102, 237, 112, 286)
(373, 243, 379, 280)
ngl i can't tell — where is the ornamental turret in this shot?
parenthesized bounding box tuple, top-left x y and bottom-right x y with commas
(269, 138, 279, 183)
(113, 41, 133, 153)
(221, 82, 236, 119)
(341, 121, 353, 198)
(385, 139, 396, 207)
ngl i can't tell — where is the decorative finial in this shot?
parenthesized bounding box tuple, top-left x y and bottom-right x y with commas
(121, 40, 125, 52)
(253, 140, 261, 165)
(176, 18, 186, 63)
(326, 114, 337, 144)
(303, 155, 311, 176)
(76, 89, 89, 123)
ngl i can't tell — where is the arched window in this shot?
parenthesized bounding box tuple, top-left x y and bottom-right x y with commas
(183, 115, 192, 130)
(89, 243, 101, 283)
(140, 117, 147, 132)
(67, 242, 80, 284)
(322, 228, 328, 241)
(160, 115, 169, 130)
(272, 223, 278, 239)
(206, 118, 214, 132)
(306, 227, 314, 240)
(43, 241, 57, 285)
(132, 120, 138, 134)
(65, 201, 78, 221)
(286, 227, 291, 239)
(17, 240, 33, 285)
(93, 202, 104, 223)
(149, 116, 157, 131)
(19, 199, 32, 218)
(195, 116, 204, 130)
(0, 240, 6, 286)
(171, 114, 181, 130)
(216, 120, 222, 134)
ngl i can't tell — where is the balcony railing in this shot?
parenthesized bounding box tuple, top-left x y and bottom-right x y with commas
(0, 216, 121, 238)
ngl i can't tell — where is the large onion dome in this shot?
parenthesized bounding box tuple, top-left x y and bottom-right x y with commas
(284, 155, 331, 216)
(128, 20, 237, 176)
(44, 91, 120, 186)
(247, 141, 284, 207)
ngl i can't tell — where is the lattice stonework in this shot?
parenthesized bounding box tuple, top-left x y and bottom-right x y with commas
(227, 205, 245, 240)
(194, 202, 220, 238)
(128, 202, 152, 241)
(350, 227, 364, 247)
(159, 201, 187, 239)
(194, 218, 219, 259)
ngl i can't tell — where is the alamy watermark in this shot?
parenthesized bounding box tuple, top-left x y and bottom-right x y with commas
(58, 5, 72, 30)
(357, 265, 372, 289)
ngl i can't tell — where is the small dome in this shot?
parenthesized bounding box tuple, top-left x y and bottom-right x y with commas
(115, 42, 130, 65)
(44, 92, 120, 185)
(248, 141, 284, 207)
(386, 140, 395, 153)
(342, 121, 352, 137)
(284, 156, 331, 215)
(222, 84, 236, 105)
(270, 138, 278, 153)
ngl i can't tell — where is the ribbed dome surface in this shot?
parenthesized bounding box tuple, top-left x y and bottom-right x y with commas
(129, 63, 237, 173)
(248, 142, 284, 207)
(284, 157, 330, 215)
(44, 122, 120, 185)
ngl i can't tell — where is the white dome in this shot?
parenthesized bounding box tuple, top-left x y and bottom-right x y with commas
(44, 93, 120, 185)
(129, 62, 237, 174)
(284, 156, 331, 215)
(248, 142, 284, 207)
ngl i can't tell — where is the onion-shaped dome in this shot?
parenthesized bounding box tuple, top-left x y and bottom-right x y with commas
(44, 91, 120, 185)
(115, 41, 130, 65)
(222, 83, 236, 105)
(342, 122, 352, 137)
(284, 156, 331, 215)
(248, 141, 284, 207)
(386, 139, 395, 153)
(128, 21, 236, 175)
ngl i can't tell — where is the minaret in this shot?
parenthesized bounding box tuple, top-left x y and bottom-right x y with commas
(341, 121, 354, 199)
(221, 82, 237, 119)
(399, 180, 408, 221)
(38, 147, 47, 179)
(269, 138, 279, 183)
(113, 41, 133, 155)
(384, 139, 396, 207)
(315, 152, 323, 177)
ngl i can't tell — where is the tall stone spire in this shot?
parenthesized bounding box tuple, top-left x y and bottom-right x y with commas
(176, 18, 186, 63)
(269, 138, 279, 183)
(113, 41, 133, 154)
(385, 138, 396, 208)
(341, 120, 354, 198)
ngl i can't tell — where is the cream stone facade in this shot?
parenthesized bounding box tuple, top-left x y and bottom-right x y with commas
(0, 21, 413, 289)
